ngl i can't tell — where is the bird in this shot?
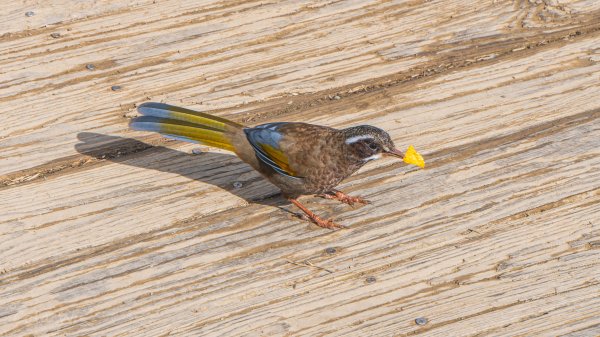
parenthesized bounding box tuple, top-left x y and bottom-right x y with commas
(129, 102, 424, 229)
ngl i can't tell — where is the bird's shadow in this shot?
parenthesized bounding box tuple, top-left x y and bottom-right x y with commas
(75, 132, 291, 211)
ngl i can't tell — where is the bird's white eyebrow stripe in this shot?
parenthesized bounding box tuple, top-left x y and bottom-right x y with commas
(345, 135, 374, 144)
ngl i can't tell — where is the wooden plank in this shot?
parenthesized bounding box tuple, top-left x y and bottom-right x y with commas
(1, 114, 598, 336)
(1, 0, 600, 176)
(1, 1, 155, 34)
(1, 1, 600, 336)
(1, 49, 599, 337)
(2, 30, 600, 270)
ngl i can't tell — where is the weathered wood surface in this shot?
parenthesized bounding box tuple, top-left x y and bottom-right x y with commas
(1, 1, 600, 336)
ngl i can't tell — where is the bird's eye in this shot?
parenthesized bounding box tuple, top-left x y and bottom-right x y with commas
(368, 142, 379, 151)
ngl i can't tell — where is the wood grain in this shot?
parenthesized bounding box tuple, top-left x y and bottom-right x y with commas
(1, 1, 600, 336)
(2, 0, 600, 175)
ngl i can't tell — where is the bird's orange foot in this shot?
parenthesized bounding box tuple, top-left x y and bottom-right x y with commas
(320, 190, 371, 206)
(288, 197, 347, 230)
(309, 214, 346, 230)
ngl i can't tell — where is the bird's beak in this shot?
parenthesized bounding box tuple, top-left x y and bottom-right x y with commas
(384, 148, 404, 159)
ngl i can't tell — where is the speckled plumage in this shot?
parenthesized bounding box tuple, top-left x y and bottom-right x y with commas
(237, 123, 396, 198)
(131, 102, 405, 229)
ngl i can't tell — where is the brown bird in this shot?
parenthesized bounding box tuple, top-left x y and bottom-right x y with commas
(130, 102, 424, 229)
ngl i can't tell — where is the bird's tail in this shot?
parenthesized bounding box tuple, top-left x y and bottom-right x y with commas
(129, 102, 243, 152)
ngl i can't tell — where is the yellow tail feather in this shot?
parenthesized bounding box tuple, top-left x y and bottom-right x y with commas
(130, 119, 236, 151)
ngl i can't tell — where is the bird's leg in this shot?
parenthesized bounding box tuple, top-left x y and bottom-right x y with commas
(287, 198, 346, 230)
(319, 190, 370, 206)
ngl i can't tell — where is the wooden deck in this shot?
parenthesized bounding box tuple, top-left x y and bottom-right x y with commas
(1, 1, 600, 336)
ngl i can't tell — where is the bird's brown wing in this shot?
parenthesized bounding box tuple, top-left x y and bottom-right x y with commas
(244, 123, 301, 178)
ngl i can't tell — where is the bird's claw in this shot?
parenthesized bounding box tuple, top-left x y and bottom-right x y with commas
(320, 191, 371, 206)
(288, 197, 348, 230)
(338, 194, 370, 206)
(313, 217, 347, 230)
(297, 213, 345, 230)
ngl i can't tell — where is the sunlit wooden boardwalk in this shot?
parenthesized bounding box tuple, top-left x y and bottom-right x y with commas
(1, 1, 599, 336)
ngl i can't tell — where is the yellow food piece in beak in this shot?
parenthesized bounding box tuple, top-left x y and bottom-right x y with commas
(403, 145, 425, 168)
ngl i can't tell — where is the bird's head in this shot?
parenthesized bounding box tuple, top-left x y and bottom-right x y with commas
(342, 125, 404, 162)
